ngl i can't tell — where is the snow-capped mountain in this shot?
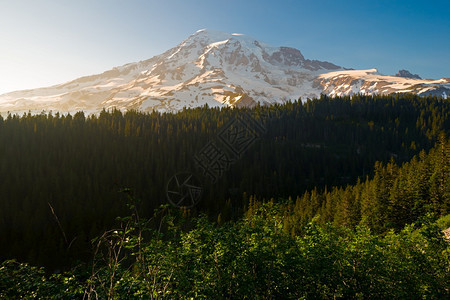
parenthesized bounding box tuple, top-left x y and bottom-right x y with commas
(0, 29, 448, 114)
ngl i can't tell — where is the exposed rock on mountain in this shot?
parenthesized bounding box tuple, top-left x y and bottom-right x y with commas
(395, 69, 422, 79)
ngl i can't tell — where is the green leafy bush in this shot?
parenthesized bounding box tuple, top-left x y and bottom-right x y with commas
(4, 200, 447, 299)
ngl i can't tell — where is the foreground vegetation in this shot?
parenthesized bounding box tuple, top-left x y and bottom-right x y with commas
(1, 202, 449, 299)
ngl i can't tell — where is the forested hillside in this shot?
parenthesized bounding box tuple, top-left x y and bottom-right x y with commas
(0, 94, 449, 270)
(250, 134, 450, 233)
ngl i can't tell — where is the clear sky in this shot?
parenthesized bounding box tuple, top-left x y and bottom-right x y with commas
(0, 0, 449, 95)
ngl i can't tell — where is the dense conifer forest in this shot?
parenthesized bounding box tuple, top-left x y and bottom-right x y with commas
(0, 94, 449, 298)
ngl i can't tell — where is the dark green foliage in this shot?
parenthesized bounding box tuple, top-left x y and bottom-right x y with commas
(0, 259, 84, 299)
(1, 202, 448, 299)
(282, 135, 450, 234)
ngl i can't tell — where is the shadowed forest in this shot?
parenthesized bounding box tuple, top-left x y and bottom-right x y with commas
(0, 94, 449, 298)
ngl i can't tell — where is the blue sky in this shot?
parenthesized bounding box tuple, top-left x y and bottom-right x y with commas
(0, 0, 449, 94)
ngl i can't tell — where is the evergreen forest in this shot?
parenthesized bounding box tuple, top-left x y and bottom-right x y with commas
(0, 94, 449, 298)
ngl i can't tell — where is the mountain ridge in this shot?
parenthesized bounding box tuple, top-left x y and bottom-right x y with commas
(0, 29, 448, 114)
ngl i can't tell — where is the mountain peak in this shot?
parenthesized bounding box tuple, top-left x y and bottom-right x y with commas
(188, 29, 259, 47)
(394, 69, 422, 79)
(194, 28, 229, 37)
(194, 29, 248, 38)
(181, 29, 339, 71)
